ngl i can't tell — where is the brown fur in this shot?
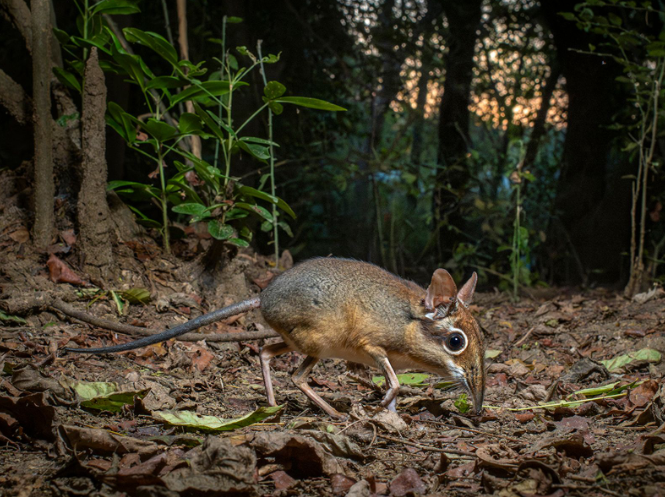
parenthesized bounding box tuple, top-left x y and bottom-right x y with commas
(260, 258, 485, 413)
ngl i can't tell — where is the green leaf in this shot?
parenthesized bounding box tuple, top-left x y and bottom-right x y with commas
(107, 180, 160, 199)
(123, 28, 178, 65)
(170, 81, 248, 107)
(600, 348, 661, 372)
(238, 141, 270, 161)
(485, 349, 502, 359)
(71, 381, 149, 412)
(569, 381, 637, 398)
(228, 238, 250, 248)
(0, 311, 27, 325)
(264, 81, 286, 100)
(119, 288, 151, 304)
(172, 203, 208, 218)
(275, 96, 346, 111)
(278, 221, 293, 237)
(238, 186, 296, 219)
(107, 102, 137, 143)
(454, 393, 470, 414)
(111, 47, 147, 92)
(608, 12, 622, 26)
(268, 100, 284, 115)
(208, 220, 234, 240)
(52, 28, 73, 47)
(235, 202, 274, 221)
(110, 289, 124, 315)
(92, 0, 141, 15)
(240, 137, 280, 147)
(559, 12, 578, 21)
(372, 373, 430, 388)
(142, 118, 177, 142)
(153, 405, 282, 432)
(178, 113, 204, 134)
(146, 76, 186, 90)
(53, 67, 81, 93)
(227, 16, 243, 24)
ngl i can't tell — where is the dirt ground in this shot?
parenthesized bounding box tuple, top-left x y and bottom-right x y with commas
(1, 232, 664, 496)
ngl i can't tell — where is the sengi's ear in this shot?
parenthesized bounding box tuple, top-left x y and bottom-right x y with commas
(424, 269, 457, 311)
(457, 272, 477, 305)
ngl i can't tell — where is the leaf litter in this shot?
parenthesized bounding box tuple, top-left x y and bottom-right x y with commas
(1, 254, 665, 495)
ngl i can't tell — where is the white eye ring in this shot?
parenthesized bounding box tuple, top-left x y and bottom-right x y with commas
(443, 327, 468, 356)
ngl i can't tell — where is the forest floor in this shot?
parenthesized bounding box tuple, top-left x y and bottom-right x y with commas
(1, 236, 665, 497)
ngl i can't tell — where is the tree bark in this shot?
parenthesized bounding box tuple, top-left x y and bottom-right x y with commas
(0, 0, 32, 53)
(78, 48, 115, 283)
(176, 0, 202, 160)
(0, 68, 31, 125)
(434, 0, 483, 259)
(31, 0, 54, 248)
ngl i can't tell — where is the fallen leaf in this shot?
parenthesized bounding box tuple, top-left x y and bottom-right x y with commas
(389, 468, 426, 497)
(515, 412, 535, 423)
(600, 348, 661, 372)
(9, 228, 29, 243)
(161, 437, 257, 494)
(251, 432, 348, 478)
(189, 344, 215, 372)
(60, 229, 76, 246)
(330, 473, 356, 495)
(68, 380, 149, 412)
(47, 254, 85, 285)
(629, 380, 659, 408)
(0, 393, 56, 441)
(346, 480, 371, 497)
(153, 405, 282, 432)
(60, 425, 160, 457)
(269, 470, 297, 490)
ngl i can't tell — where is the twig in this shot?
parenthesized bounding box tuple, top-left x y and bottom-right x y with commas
(377, 434, 476, 457)
(514, 326, 536, 347)
(417, 419, 524, 443)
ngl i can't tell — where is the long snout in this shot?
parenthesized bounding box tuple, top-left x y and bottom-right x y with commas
(465, 370, 485, 415)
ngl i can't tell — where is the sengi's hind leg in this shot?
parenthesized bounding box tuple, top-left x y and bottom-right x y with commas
(292, 356, 344, 419)
(259, 341, 293, 406)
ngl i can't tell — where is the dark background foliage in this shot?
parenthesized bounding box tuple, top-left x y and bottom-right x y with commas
(1, 0, 663, 290)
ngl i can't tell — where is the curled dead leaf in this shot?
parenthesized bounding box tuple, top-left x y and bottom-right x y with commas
(47, 254, 85, 285)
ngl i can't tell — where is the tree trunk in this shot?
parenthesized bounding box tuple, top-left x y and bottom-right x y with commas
(411, 58, 431, 165)
(176, 0, 202, 160)
(78, 47, 115, 284)
(523, 64, 560, 171)
(434, 0, 483, 260)
(541, 0, 629, 283)
(31, 0, 54, 248)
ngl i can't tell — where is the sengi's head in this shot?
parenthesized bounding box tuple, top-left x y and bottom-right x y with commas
(418, 269, 485, 415)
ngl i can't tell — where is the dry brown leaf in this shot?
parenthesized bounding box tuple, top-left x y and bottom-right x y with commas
(46, 254, 85, 285)
(9, 228, 29, 243)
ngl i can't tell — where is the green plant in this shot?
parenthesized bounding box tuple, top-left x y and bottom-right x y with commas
(506, 144, 535, 299)
(55, 6, 345, 253)
(562, 1, 665, 295)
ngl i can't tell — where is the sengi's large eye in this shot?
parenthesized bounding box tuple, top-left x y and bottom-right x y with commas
(444, 331, 467, 355)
